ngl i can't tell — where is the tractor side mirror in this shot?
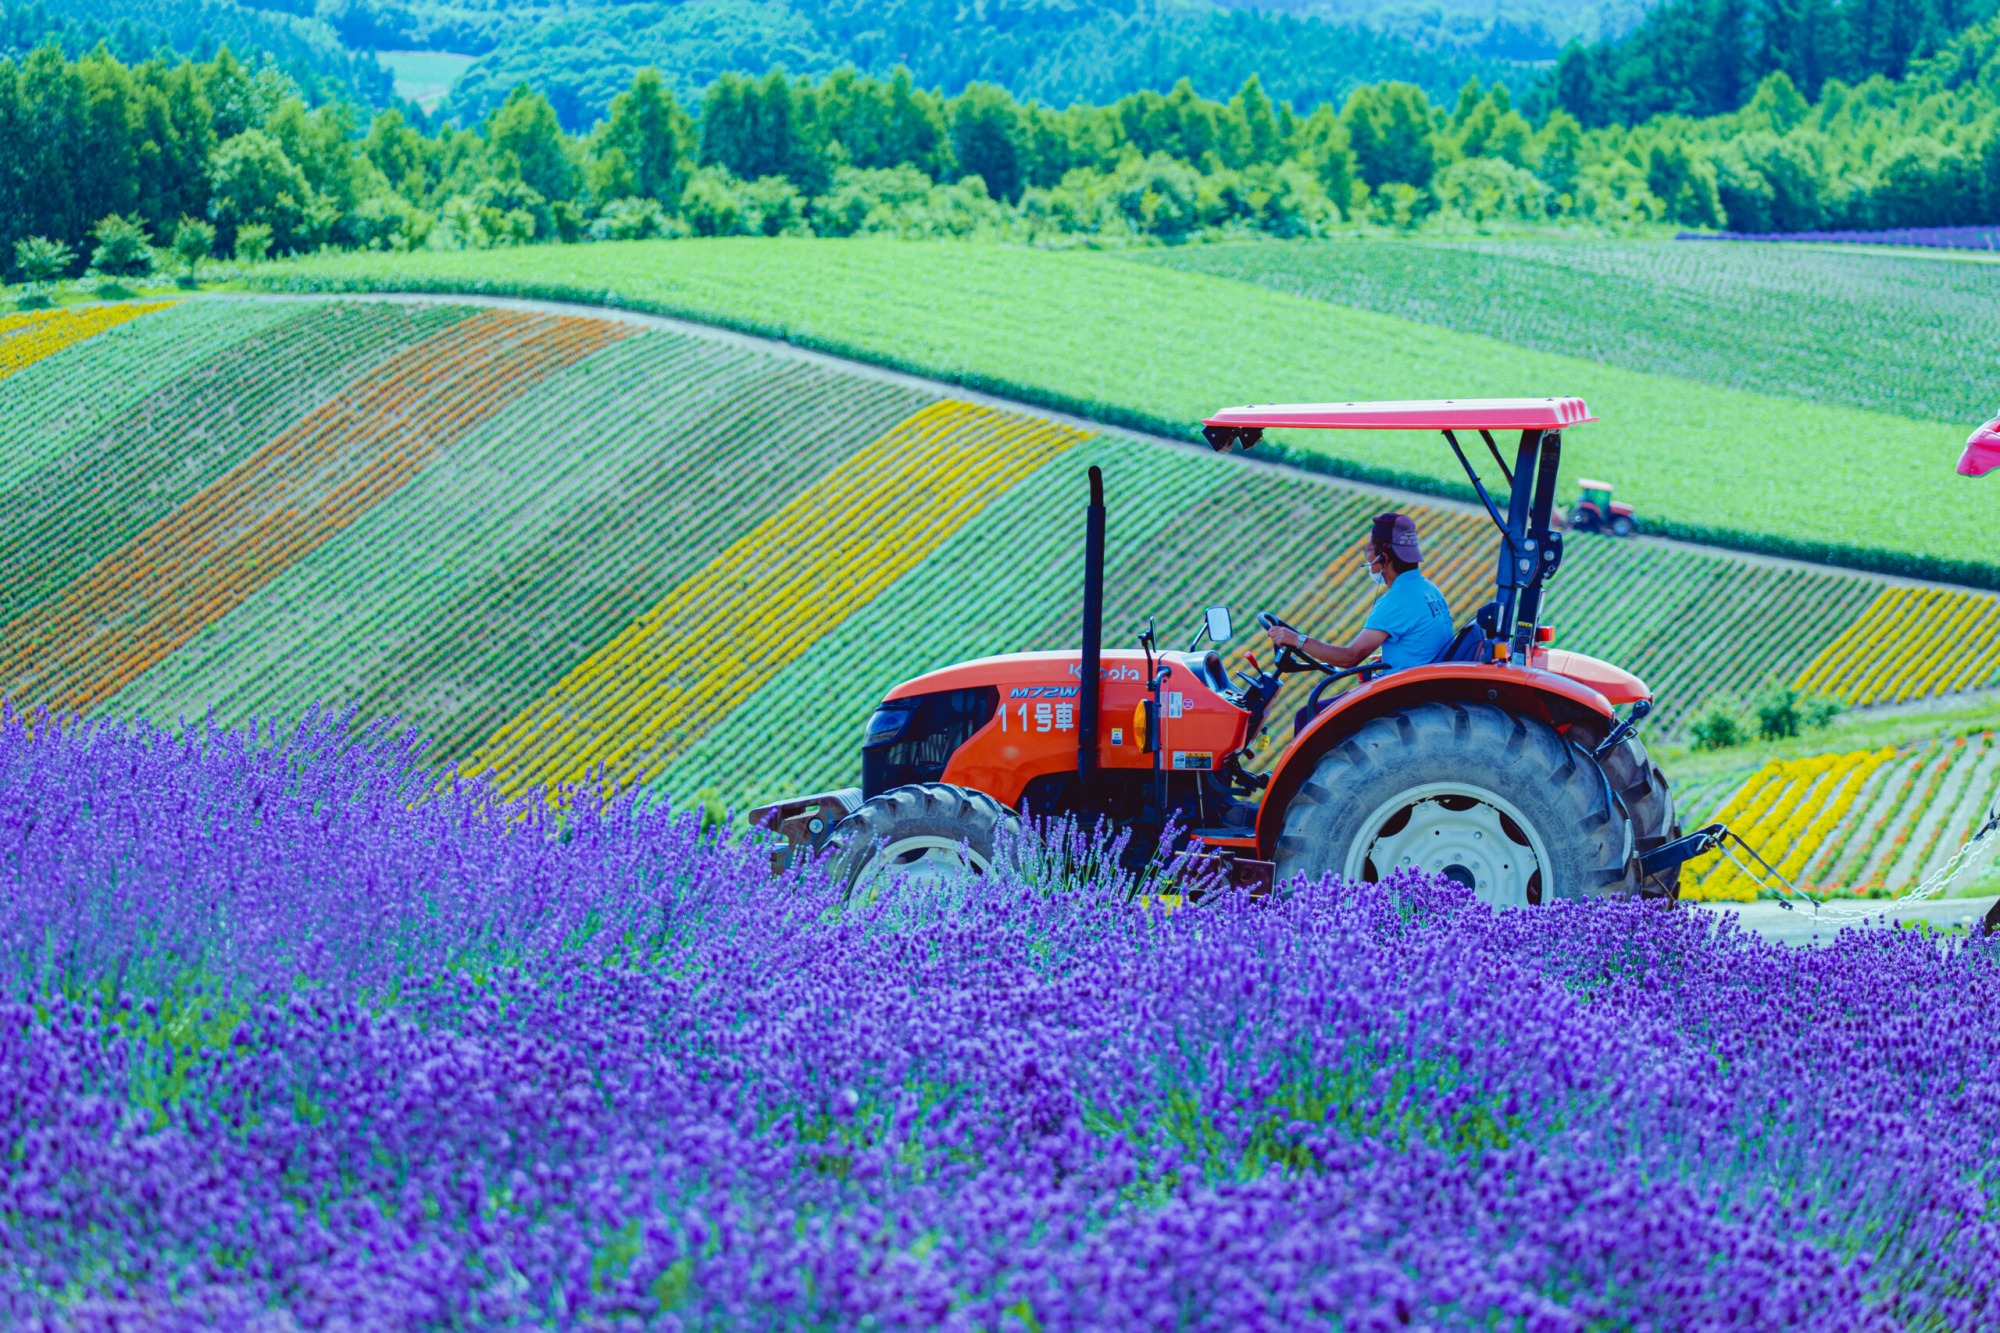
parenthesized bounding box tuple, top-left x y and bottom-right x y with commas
(1204, 605, 1233, 644)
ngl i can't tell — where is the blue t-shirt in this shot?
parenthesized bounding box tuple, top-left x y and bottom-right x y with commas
(1364, 571, 1455, 670)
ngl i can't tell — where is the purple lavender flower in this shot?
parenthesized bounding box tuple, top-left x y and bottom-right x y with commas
(0, 705, 1993, 1329)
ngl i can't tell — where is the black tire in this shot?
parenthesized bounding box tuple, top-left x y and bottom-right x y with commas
(1597, 734, 1680, 900)
(823, 782, 1017, 899)
(1274, 702, 1633, 906)
(1609, 514, 1636, 537)
(1568, 505, 1601, 534)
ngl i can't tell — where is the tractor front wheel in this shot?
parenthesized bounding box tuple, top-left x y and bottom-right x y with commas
(1274, 702, 1633, 906)
(823, 782, 1017, 900)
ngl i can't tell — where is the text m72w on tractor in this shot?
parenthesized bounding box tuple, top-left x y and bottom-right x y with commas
(753, 398, 1707, 907)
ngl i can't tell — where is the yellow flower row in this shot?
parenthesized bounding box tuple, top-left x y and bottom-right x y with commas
(1683, 747, 1895, 901)
(1793, 585, 2000, 706)
(465, 400, 1092, 796)
(0, 302, 171, 380)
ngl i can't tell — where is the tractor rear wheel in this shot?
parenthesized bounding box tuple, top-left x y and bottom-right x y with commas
(823, 782, 1017, 900)
(1274, 702, 1633, 906)
(1598, 734, 1680, 899)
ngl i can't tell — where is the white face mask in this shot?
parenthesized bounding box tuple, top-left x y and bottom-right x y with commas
(1366, 553, 1387, 587)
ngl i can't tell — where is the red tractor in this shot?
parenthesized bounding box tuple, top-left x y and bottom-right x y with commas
(1566, 478, 1637, 537)
(754, 399, 1692, 907)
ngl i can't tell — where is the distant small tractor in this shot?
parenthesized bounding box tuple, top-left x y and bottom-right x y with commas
(1566, 478, 1636, 537)
(754, 399, 1714, 908)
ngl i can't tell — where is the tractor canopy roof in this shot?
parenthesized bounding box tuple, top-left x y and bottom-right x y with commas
(1202, 397, 1596, 432)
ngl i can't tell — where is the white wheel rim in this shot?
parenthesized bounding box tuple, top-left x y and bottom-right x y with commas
(854, 834, 992, 894)
(1342, 781, 1553, 908)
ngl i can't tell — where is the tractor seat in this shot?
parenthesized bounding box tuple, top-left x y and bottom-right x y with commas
(1434, 600, 1503, 664)
(1434, 621, 1490, 664)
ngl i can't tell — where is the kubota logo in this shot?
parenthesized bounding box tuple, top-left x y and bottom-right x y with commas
(1068, 663, 1142, 681)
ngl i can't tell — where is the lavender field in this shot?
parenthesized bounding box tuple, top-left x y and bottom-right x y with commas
(1, 708, 1996, 1330)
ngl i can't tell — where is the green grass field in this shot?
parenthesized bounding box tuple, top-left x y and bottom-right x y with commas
(1141, 238, 2000, 424)
(246, 239, 1983, 584)
(374, 50, 478, 110)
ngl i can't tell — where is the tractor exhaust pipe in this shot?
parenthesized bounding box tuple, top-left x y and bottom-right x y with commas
(1078, 466, 1105, 810)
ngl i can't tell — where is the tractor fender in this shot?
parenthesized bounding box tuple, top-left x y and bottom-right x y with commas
(1253, 664, 1622, 859)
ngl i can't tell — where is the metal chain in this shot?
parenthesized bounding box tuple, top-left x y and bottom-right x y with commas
(1712, 800, 2000, 926)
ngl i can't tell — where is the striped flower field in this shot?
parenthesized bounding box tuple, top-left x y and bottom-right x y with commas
(2, 296, 1999, 815)
(1676, 733, 2000, 901)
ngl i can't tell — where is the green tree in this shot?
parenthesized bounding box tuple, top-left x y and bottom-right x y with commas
(234, 222, 273, 262)
(1228, 74, 1284, 166)
(1869, 137, 1974, 227)
(88, 213, 153, 276)
(698, 70, 826, 195)
(950, 82, 1031, 202)
(1341, 82, 1437, 189)
(1107, 152, 1203, 240)
(363, 108, 434, 202)
(1450, 84, 1532, 165)
(207, 128, 315, 253)
(1529, 110, 1584, 202)
(486, 85, 576, 203)
(1646, 142, 1725, 225)
(171, 214, 214, 280)
(817, 67, 951, 177)
(1290, 103, 1358, 215)
(597, 68, 686, 203)
(1742, 70, 1811, 133)
(13, 235, 75, 284)
(133, 59, 216, 240)
(1689, 698, 1747, 750)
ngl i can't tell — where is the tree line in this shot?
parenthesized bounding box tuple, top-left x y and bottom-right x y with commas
(9, 23, 2000, 281)
(1543, 0, 1996, 125)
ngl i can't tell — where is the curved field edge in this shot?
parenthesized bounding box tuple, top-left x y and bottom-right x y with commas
(233, 243, 1998, 592)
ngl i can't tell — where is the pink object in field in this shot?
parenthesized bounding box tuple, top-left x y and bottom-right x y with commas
(1961, 415, 2000, 477)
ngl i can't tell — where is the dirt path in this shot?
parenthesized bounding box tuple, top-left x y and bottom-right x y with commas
(1696, 894, 1999, 946)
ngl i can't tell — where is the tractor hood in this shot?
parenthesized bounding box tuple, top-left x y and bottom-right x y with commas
(886, 649, 1156, 699)
(878, 649, 1249, 809)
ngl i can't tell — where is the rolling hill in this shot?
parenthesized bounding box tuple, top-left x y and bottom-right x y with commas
(253, 238, 1989, 587)
(2, 293, 1994, 822)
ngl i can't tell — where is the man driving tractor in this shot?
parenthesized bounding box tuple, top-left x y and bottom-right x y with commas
(1264, 512, 1454, 672)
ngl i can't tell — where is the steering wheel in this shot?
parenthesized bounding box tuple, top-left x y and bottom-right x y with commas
(1256, 611, 1322, 675)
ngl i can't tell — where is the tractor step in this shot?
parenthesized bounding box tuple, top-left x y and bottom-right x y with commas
(747, 788, 861, 874)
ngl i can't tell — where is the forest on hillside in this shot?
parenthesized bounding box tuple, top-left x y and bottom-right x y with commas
(8, 0, 1545, 129)
(9, 0, 2000, 279)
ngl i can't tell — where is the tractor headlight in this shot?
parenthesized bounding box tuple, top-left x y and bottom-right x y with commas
(861, 701, 919, 749)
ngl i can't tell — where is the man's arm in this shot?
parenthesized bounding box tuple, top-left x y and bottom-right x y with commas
(1267, 625, 1387, 669)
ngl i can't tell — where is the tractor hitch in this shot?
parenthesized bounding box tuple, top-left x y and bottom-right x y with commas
(1638, 821, 1811, 909)
(1592, 699, 1653, 761)
(1638, 822, 1726, 879)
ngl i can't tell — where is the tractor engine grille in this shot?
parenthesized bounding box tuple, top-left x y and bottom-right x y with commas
(861, 687, 999, 798)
